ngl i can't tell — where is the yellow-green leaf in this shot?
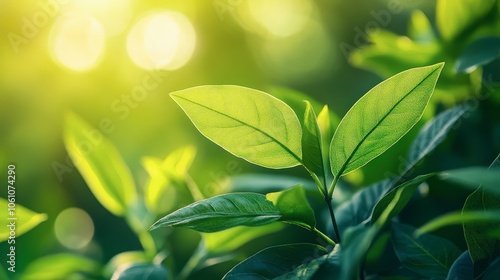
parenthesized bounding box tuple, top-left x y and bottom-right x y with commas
(0, 198, 47, 242)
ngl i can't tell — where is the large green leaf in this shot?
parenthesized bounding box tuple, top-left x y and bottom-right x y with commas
(202, 224, 283, 254)
(266, 185, 316, 228)
(302, 101, 324, 178)
(392, 223, 461, 278)
(404, 105, 467, 176)
(330, 63, 444, 177)
(20, 253, 101, 280)
(0, 199, 47, 242)
(370, 174, 435, 225)
(64, 112, 137, 216)
(150, 193, 281, 232)
(170, 85, 302, 169)
(222, 243, 327, 279)
(462, 154, 500, 273)
(112, 262, 168, 280)
(437, 0, 497, 41)
(455, 37, 500, 73)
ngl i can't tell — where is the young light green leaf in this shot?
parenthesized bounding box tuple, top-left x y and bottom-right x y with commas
(455, 37, 500, 73)
(437, 0, 497, 41)
(170, 85, 302, 169)
(408, 10, 437, 44)
(222, 243, 327, 280)
(446, 251, 473, 280)
(392, 223, 461, 278)
(330, 63, 444, 177)
(64, 112, 137, 216)
(417, 210, 500, 235)
(150, 193, 281, 233)
(302, 101, 324, 178)
(266, 185, 316, 228)
(371, 174, 435, 225)
(404, 105, 467, 176)
(20, 253, 101, 280)
(202, 224, 283, 254)
(112, 263, 168, 280)
(0, 199, 47, 242)
(142, 146, 198, 215)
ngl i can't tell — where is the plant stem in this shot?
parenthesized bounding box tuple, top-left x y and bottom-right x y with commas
(138, 231, 157, 260)
(312, 227, 336, 247)
(325, 196, 341, 243)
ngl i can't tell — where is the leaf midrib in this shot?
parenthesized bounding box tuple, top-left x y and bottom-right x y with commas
(174, 95, 302, 163)
(400, 230, 449, 271)
(337, 68, 438, 176)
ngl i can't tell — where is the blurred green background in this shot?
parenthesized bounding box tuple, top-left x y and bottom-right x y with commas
(1, 0, 476, 277)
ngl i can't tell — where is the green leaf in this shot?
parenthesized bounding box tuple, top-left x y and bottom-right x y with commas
(227, 173, 317, 194)
(408, 10, 437, 44)
(403, 105, 468, 177)
(112, 262, 168, 280)
(202, 223, 283, 254)
(64, 112, 137, 216)
(317, 105, 335, 181)
(330, 63, 444, 177)
(222, 243, 327, 279)
(142, 146, 197, 214)
(455, 36, 500, 73)
(104, 251, 148, 279)
(440, 167, 500, 194)
(340, 225, 379, 280)
(302, 101, 324, 178)
(20, 253, 101, 280)
(335, 179, 391, 234)
(371, 174, 435, 225)
(446, 251, 473, 280)
(170, 85, 302, 169)
(391, 223, 461, 278)
(0, 199, 47, 242)
(266, 185, 316, 228)
(150, 193, 281, 232)
(437, 0, 498, 41)
(483, 257, 500, 280)
(417, 210, 500, 235)
(277, 253, 331, 280)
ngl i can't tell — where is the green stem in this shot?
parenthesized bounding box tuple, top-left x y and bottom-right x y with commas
(178, 243, 207, 280)
(138, 231, 157, 260)
(185, 173, 205, 201)
(326, 175, 342, 243)
(312, 227, 336, 247)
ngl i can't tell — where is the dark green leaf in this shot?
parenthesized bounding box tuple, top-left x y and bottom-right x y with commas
(455, 37, 500, 73)
(392, 223, 461, 278)
(371, 174, 435, 225)
(150, 193, 281, 233)
(302, 101, 324, 177)
(335, 179, 391, 234)
(170, 85, 302, 169)
(266, 185, 316, 228)
(330, 63, 444, 177)
(483, 257, 500, 280)
(446, 251, 473, 280)
(437, 0, 497, 41)
(441, 167, 500, 194)
(64, 112, 137, 216)
(222, 243, 327, 279)
(227, 173, 316, 194)
(277, 254, 330, 280)
(340, 225, 379, 280)
(404, 105, 468, 175)
(112, 263, 168, 280)
(20, 253, 101, 280)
